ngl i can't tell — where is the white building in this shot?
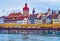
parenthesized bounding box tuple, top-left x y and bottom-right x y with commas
(0, 17, 4, 24)
(17, 18, 30, 24)
(35, 13, 42, 24)
(52, 19, 59, 24)
(17, 20, 23, 24)
(42, 14, 46, 24)
(23, 18, 30, 24)
(35, 19, 42, 24)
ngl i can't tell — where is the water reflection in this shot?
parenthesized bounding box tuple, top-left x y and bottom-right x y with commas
(0, 34, 60, 41)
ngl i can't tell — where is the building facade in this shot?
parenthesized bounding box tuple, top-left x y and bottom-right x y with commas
(0, 3, 60, 24)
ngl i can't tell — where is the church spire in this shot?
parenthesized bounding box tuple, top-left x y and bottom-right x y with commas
(25, 3, 27, 6)
(48, 8, 50, 11)
(32, 8, 35, 14)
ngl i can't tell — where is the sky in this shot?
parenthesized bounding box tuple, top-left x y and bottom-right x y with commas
(0, 0, 60, 16)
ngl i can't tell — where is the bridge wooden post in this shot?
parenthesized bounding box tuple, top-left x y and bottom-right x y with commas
(8, 27, 10, 34)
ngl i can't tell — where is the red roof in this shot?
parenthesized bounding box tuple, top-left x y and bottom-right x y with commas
(17, 16, 28, 20)
(23, 3, 29, 11)
(8, 12, 23, 18)
(5, 14, 28, 21)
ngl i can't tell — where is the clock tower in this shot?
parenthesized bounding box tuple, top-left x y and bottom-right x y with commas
(23, 3, 29, 16)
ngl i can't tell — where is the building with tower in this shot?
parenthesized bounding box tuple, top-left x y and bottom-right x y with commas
(23, 3, 29, 16)
(0, 3, 60, 24)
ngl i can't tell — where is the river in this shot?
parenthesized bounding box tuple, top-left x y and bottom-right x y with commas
(0, 34, 60, 41)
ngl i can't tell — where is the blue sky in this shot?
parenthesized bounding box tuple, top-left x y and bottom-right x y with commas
(0, 0, 60, 16)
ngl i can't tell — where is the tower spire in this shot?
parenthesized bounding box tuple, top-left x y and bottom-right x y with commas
(32, 8, 35, 14)
(25, 3, 27, 6)
(48, 8, 50, 11)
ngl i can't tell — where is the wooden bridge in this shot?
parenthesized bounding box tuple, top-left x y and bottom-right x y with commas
(0, 23, 60, 34)
(0, 23, 60, 30)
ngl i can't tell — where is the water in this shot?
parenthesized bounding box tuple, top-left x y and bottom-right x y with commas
(0, 34, 60, 41)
